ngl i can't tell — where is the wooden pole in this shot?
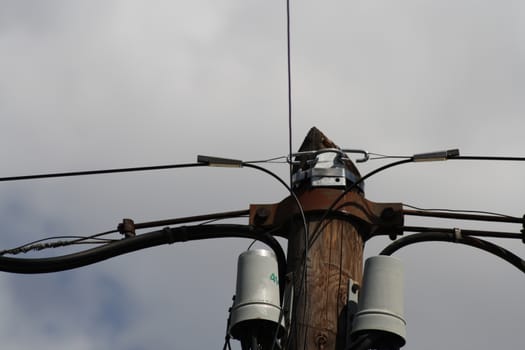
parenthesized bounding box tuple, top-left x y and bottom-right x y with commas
(286, 127, 365, 350)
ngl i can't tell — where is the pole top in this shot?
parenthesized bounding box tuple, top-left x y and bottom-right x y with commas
(292, 127, 364, 192)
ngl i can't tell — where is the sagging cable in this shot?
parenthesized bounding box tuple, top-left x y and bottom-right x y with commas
(380, 232, 525, 273)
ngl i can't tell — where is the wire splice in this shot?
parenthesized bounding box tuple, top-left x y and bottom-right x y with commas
(453, 228, 462, 242)
(412, 149, 460, 162)
(197, 155, 243, 168)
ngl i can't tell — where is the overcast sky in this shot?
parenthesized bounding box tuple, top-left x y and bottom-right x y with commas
(1, 1, 524, 349)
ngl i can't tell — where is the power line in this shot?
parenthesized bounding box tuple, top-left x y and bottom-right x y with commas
(286, 0, 293, 189)
(0, 230, 119, 256)
(0, 224, 287, 275)
(0, 163, 206, 182)
(403, 204, 515, 218)
(451, 155, 525, 161)
(380, 231, 525, 274)
(402, 226, 523, 240)
(3, 151, 525, 184)
(403, 208, 524, 225)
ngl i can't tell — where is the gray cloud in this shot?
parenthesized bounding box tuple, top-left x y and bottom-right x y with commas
(0, 1, 524, 349)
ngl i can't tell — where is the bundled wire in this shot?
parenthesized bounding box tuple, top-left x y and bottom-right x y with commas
(0, 224, 287, 279)
(380, 231, 525, 273)
(2, 148, 525, 349)
(0, 230, 119, 256)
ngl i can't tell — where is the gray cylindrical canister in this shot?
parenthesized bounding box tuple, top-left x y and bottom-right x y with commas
(351, 255, 406, 346)
(229, 249, 284, 340)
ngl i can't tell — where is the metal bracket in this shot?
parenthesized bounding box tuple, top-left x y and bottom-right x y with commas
(292, 167, 364, 191)
(345, 279, 360, 350)
(342, 149, 370, 163)
(249, 190, 404, 240)
(291, 149, 365, 191)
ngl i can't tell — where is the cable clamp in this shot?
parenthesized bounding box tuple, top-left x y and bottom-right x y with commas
(197, 155, 243, 168)
(163, 227, 177, 244)
(413, 149, 460, 162)
(118, 218, 136, 238)
(453, 228, 462, 242)
(341, 149, 370, 163)
(521, 215, 525, 244)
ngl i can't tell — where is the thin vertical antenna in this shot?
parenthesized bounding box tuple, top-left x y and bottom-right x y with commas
(285, 5, 309, 350)
(287, 0, 293, 187)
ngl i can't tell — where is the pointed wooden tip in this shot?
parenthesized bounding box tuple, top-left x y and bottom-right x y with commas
(298, 127, 337, 152)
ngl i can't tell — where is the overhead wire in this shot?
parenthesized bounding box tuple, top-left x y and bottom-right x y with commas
(3, 152, 524, 185)
(242, 165, 308, 350)
(125, 209, 250, 231)
(403, 208, 524, 225)
(295, 149, 525, 348)
(451, 155, 525, 162)
(286, 0, 293, 188)
(0, 162, 206, 182)
(402, 226, 523, 240)
(0, 224, 287, 276)
(403, 204, 515, 219)
(0, 230, 119, 256)
(380, 231, 525, 273)
(309, 150, 525, 249)
(197, 215, 249, 226)
(270, 0, 311, 347)
(0, 209, 257, 257)
(367, 152, 412, 161)
(247, 226, 282, 251)
(3, 143, 525, 345)
(244, 156, 289, 164)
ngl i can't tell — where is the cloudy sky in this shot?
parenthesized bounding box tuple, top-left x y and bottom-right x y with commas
(1, 0, 524, 349)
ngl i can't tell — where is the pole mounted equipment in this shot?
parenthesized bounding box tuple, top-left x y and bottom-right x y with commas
(5, 123, 525, 350)
(246, 127, 406, 350)
(249, 129, 404, 242)
(350, 256, 406, 348)
(291, 149, 365, 191)
(229, 249, 285, 349)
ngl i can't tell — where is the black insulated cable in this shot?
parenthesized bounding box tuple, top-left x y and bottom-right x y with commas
(0, 225, 288, 292)
(402, 226, 522, 240)
(450, 155, 525, 161)
(120, 209, 250, 232)
(380, 232, 525, 273)
(403, 209, 524, 224)
(0, 163, 206, 182)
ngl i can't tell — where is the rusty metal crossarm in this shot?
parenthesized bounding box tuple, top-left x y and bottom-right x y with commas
(250, 189, 404, 240)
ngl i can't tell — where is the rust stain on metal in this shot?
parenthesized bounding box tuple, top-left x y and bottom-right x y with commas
(250, 188, 403, 239)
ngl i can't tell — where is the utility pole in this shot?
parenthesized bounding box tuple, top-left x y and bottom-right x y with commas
(286, 128, 364, 350)
(249, 127, 402, 350)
